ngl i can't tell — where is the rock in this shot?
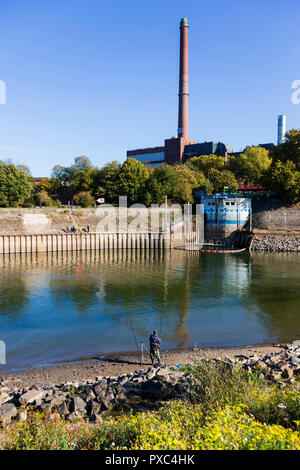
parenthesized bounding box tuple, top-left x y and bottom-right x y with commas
(234, 354, 249, 362)
(87, 401, 102, 417)
(40, 403, 53, 412)
(268, 359, 281, 368)
(145, 368, 156, 380)
(19, 389, 47, 405)
(0, 387, 12, 394)
(18, 411, 27, 421)
(127, 393, 140, 400)
(141, 380, 163, 399)
(156, 369, 170, 380)
(291, 340, 300, 348)
(49, 394, 67, 407)
(61, 382, 79, 392)
(116, 391, 127, 401)
(43, 383, 56, 391)
(72, 396, 87, 415)
(269, 370, 282, 381)
(94, 381, 107, 396)
(281, 367, 294, 379)
(91, 412, 103, 423)
(118, 377, 129, 386)
(0, 403, 17, 424)
(31, 384, 42, 391)
(291, 355, 300, 366)
(57, 401, 69, 416)
(100, 388, 115, 410)
(277, 381, 287, 389)
(276, 361, 288, 370)
(80, 390, 95, 402)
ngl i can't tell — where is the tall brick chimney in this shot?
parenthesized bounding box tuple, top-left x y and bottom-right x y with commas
(178, 18, 189, 140)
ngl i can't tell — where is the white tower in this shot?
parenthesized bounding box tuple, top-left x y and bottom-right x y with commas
(277, 114, 286, 145)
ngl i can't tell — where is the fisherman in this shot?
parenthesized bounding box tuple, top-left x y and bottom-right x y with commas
(149, 330, 162, 367)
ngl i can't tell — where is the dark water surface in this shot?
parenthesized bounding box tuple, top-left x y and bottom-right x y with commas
(0, 250, 299, 373)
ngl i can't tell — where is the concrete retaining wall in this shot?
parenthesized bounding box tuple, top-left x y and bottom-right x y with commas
(252, 199, 300, 231)
(0, 232, 169, 254)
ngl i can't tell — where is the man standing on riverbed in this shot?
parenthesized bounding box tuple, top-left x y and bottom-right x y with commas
(149, 330, 162, 367)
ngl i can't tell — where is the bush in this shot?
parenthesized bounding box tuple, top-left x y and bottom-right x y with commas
(2, 401, 300, 450)
(51, 199, 62, 207)
(183, 361, 300, 429)
(35, 191, 55, 207)
(182, 360, 267, 411)
(73, 191, 94, 208)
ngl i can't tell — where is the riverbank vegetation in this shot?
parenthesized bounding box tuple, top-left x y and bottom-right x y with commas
(0, 129, 299, 208)
(1, 361, 300, 450)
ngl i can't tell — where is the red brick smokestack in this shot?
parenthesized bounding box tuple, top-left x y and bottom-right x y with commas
(178, 18, 189, 140)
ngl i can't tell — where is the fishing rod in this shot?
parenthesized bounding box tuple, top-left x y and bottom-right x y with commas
(127, 311, 142, 365)
(160, 308, 164, 338)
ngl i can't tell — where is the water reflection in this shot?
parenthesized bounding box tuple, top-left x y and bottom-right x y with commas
(0, 250, 299, 372)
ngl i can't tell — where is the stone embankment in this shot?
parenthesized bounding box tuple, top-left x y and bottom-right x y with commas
(250, 236, 300, 252)
(1, 341, 300, 425)
(0, 366, 195, 425)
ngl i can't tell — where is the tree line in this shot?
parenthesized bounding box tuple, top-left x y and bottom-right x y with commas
(0, 129, 299, 208)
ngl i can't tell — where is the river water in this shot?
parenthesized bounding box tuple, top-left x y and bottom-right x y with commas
(0, 250, 299, 373)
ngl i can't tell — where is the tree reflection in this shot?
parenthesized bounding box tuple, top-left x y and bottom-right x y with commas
(248, 252, 300, 341)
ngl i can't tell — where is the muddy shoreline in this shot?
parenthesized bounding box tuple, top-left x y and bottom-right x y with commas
(0, 343, 285, 389)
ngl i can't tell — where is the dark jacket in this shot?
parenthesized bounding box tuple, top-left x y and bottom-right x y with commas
(149, 334, 161, 350)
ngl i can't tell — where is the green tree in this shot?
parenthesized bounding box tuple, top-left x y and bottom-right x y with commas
(235, 146, 271, 184)
(50, 157, 95, 202)
(93, 161, 122, 203)
(264, 160, 300, 203)
(141, 165, 178, 205)
(0, 161, 33, 207)
(69, 156, 94, 194)
(208, 168, 238, 193)
(263, 129, 300, 202)
(16, 164, 31, 175)
(171, 165, 200, 204)
(119, 158, 149, 203)
(270, 129, 300, 170)
(186, 154, 225, 176)
(34, 177, 56, 194)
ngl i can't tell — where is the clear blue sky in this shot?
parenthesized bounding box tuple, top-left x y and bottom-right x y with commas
(0, 0, 300, 176)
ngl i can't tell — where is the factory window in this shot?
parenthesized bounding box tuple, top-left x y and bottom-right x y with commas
(128, 152, 165, 163)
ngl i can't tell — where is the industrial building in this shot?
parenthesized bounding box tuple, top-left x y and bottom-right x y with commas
(198, 192, 252, 241)
(127, 19, 284, 168)
(126, 18, 232, 167)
